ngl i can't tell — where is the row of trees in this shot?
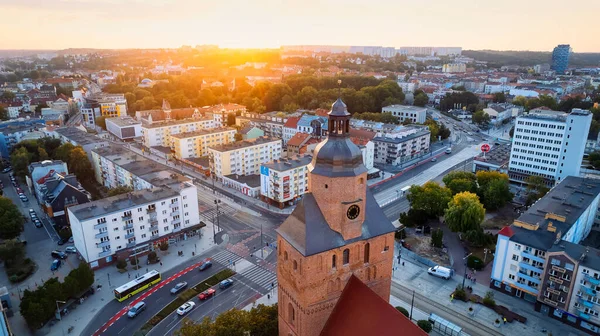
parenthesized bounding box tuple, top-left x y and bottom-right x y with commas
(10, 138, 93, 183)
(20, 263, 95, 329)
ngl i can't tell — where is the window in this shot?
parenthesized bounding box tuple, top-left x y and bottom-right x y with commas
(509, 274, 515, 280)
(332, 255, 336, 268)
(141, 234, 146, 239)
(551, 259, 561, 266)
(293, 260, 298, 271)
(565, 263, 574, 271)
(364, 243, 370, 263)
(284, 251, 288, 261)
(138, 217, 143, 221)
(512, 254, 519, 261)
(288, 303, 295, 326)
(343, 249, 350, 265)
(138, 208, 142, 212)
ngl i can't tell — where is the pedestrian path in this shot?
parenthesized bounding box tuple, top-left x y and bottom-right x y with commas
(209, 250, 243, 266)
(239, 265, 277, 291)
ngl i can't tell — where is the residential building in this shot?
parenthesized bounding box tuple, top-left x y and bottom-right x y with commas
(27, 160, 68, 200)
(221, 174, 261, 197)
(240, 125, 264, 140)
(490, 177, 600, 303)
(170, 127, 236, 159)
(534, 64, 551, 74)
(276, 97, 424, 336)
(282, 116, 300, 144)
(236, 112, 288, 139)
(0, 119, 45, 158)
(208, 136, 282, 179)
(260, 155, 312, 208)
(552, 44, 572, 74)
(381, 105, 427, 124)
(396, 82, 416, 94)
(508, 109, 592, 186)
(36, 171, 91, 227)
(287, 133, 313, 155)
(372, 126, 431, 166)
(67, 180, 200, 269)
(296, 114, 328, 137)
(483, 103, 515, 125)
(140, 109, 216, 149)
(81, 93, 127, 126)
(106, 116, 142, 141)
(442, 63, 467, 73)
(53, 127, 110, 161)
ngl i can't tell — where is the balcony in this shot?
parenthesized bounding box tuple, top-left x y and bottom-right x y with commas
(519, 261, 544, 273)
(510, 281, 539, 295)
(123, 223, 133, 230)
(580, 312, 591, 320)
(149, 224, 158, 231)
(146, 208, 156, 214)
(579, 297, 595, 308)
(98, 250, 112, 258)
(126, 241, 136, 248)
(124, 232, 135, 239)
(95, 231, 109, 239)
(172, 218, 181, 225)
(521, 250, 545, 264)
(584, 286, 598, 297)
(169, 202, 179, 209)
(122, 214, 132, 221)
(585, 274, 600, 286)
(96, 241, 110, 248)
(93, 222, 107, 230)
(517, 270, 541, 284)
(149, 218, 158, 225)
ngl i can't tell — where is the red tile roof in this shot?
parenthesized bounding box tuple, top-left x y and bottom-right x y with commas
(284, 116, 300, 128)
(287, 132, 311, 147)
(498, 226, 515, 238)
(349, 128, 376, 141)
(315, 108, 330, 117)
(320, 275, 428, 336)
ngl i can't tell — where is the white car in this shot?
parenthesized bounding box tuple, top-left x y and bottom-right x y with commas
(65, 246, 77, 253)
(177, 301, 195, 316)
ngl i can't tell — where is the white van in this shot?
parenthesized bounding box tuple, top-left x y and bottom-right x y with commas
(427, 265, 453, 279)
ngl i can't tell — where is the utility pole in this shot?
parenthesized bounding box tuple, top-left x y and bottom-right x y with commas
(462, 253, 473, 289)
(410, 291, 415, 321)
(260, 223, 264, 259)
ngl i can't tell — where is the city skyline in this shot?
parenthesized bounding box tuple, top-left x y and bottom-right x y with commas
(1, 0, 599, 52)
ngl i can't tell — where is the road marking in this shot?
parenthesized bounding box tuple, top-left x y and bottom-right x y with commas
(118, 327, 126, 335)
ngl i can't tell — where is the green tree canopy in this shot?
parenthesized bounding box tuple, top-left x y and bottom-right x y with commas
(68, 147, 93, 182)
(176, 304, 277, 336)
(0, 106, 8, 121)
(482, 178, 513, 210)
(10, 147, 32, 179)
(525, 175, 550, 205)
(442, 171, 477, 195)
(493, 92, 506, 103)
(472, 110, 491, 127)
(407, 182, 452, 217)
(444, 192, 485, 233)
(54, 143, 75, 162)
(413, 92, 429, 107)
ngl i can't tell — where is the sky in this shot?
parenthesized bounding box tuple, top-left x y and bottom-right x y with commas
(1, 0, 599, 52)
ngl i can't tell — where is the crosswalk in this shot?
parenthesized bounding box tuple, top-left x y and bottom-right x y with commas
(209, 250, 243, 266)
(239, 265, 277, 291)
(199, 206, 236, 222)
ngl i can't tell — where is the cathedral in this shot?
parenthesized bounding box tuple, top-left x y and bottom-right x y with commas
(276, 98, 427, 336)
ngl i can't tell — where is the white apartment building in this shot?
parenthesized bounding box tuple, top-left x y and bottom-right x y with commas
(396, 82, 416, 94)
(283, 117, 300, 145)
(381, 105, 427, 124)
(68, 182, 200, 269)
(442, 63, 467, 73)
(372, 126, 431, 166)
(208, 137, 282, 179)
(508, 109, 592, 185)
(171, 127, 236, 159)
(106, 116, 142, 141)
(141, 117, 217, 149)
(260, 155, 312, 208)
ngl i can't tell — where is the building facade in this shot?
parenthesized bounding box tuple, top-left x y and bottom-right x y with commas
(208, 137, 282, 179)
(260, 155, 312, 208)
(171, 127, 236, 159)
(141, 117, 216, 149)
(373, 127, 431, 166)
(381, 105, 427, 124)
(508, 109, 592, 185)
(106, 116, 142, 141)
(552, 44, 572, 74)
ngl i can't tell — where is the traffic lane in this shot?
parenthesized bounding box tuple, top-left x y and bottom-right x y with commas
(95, 259, 226, 335)
(152, 277, 260, 336)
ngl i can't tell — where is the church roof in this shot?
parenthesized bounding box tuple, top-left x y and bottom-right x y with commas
(276, 191, 395, 256)
(320, 275, 428, 336)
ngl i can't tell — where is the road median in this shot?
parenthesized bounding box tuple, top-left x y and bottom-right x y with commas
(139, 268, 235, 335)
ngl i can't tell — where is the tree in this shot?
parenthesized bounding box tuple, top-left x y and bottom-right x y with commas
(512, 96, 527, 107)
(444, 192, 485, 233)
(0, 239, 25, 263)
(108, 186, 133, 197)
(176, 304, 277, 336)
(525, 175, 549, 205)
(226, 113, 236, 126)
(68, 146, 93, 182)
(399, 208, 429, 227)
(588, 151, 600, 170)
(263, 83, 292, 111)
(417, 320, 433, 333)
(472, 110, 491, 127)
(493, 92, 506, 103)
(431, 228, 444, 248)
(413, 92, 429, 107)
(35, 102, 48, 114)
(10, 147, 32, 179)
(482, 178, 512, 210)
(37, 147, 49, 161)
(95, 116, 107, 130)
(476, 170, 508, 191)
(0, 106, 8, 121)
(443, 171, 477, 195)
(438, 123, 451, 140)
(407, 182, 452, 218)
(234, 133, 243, 142)
(54, 143, 75, 162)
(395, 306, 409, 317)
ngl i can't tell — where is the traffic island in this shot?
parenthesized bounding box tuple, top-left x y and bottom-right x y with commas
(139, 268, 235, 334)
(450, 287, 527, 324)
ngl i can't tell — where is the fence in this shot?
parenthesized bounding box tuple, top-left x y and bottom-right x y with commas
(395, 241, 438, 268)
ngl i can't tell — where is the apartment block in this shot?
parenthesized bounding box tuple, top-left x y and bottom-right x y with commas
(509, 109, 592, 186)
(53, 127, 110, 161)
(141, 116, 216, 149)
(260, 155, 312, 208)
(372, 126, 431, 166)
(491, 177, 600, 304)
(68, 180, 200, 269)
(236, 112, 289, 138)
(106, 116, 142, 141)
(208, 136, 282, 179)
(171, 127, 236, 159)
(83, 93, 128, 125)
(381, 105, 427, 124)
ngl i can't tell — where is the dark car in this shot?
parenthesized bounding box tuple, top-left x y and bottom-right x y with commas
(199, 260, 212, 271)
(57, 238, 68, 246)
(51, 259, 61, 271)
(51, 250, 67, 259)
(170, 282, 188, 294)
(33, 219, 42, 228)
(219, 279, 233, 289)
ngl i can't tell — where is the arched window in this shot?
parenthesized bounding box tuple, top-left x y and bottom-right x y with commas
(284, 251, 288, 261)
(358, 177, 364, 185)
(293, 260, 298, 271)
(364, 243, 370, 263)
(288, 303, 295, 326)
(343, 249, 350, 265)
(332, 254, 336, 268)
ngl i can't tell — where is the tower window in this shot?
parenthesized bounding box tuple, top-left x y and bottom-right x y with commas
(364, 243, 370, 263)
(288, 303, 295, 326)
(343, 249, 350, 265)
(325, 184, 328, 189)
(293, 260, 298, 271)
(332, 254, 336, 268)
(284, 251, 288, 261)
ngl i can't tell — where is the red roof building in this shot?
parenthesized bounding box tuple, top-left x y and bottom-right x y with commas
(320, 275, 428, 336)
(498, 226, 515, 238)
(284, 116, 300, 129)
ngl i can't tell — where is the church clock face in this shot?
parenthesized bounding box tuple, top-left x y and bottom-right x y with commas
(347, 204, 360, 220)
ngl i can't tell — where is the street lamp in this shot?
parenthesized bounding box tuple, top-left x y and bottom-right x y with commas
(462, 253, 473, 289)
(214, 199, 221, 232)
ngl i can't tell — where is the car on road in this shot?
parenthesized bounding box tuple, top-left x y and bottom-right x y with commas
(170, 282, 188, 294)
(65, 246, 77, 254)
(198, 288, 216, 300)
(219, 279, 233, 289)
(427, 265, 453, 280)
(68, 236, 74, 243)
(445, 148, 452, 154)
(127, 302, 146, 318)
(16, 187, 23, 193)
(199, 260, 212, 271)
(51, 250, 68, 259)
(1, 167, 12, 173)
(176, 301, 195, 316)
(33, 219, 42, 228)
(19, 194, 28, 202)
(431, 157, 437, 162)
(51, 259, 61, 271)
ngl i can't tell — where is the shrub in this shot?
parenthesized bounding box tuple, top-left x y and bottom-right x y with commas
(417, 320, 432, 333)
(130, 257, 139, 266)
(467, 255, 484, 270)
(395, 229, 406, 240)
(395, 306, 409, 317)
(483, 291, 496, 307)
(431, 228, 444, 248)
(159, 242, 169, 251)
(148, 251, 157, 262)
(58, 227, 72, 240)
(453, 286, 467, 301)
(116, 259, 127, 269)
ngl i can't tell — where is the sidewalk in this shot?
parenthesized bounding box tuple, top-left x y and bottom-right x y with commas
(392, 256, 580, 336)
(8, 222, 220, 336)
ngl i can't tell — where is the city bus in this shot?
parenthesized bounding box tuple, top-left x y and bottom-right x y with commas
(114, 270, 161, 302)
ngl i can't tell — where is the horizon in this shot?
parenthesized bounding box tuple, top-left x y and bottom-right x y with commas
(1, 0, 599, 52)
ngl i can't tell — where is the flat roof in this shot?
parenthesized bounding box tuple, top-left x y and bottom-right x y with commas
(222, 174, 261, 188)
(372, 129, 430, 144)
(170, 127, 236, 139)
(142, 117, 213, 129)
(106, 116, 141, 127)
(208, 137, 280, 152)
(382, 105, 427, 112)
(473, 143, 511, 167)
(55, 127, 107, 146)
(262, 155, 312, 172)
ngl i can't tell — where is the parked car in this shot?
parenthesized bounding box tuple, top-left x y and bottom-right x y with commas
(199, 260, 212, 271)
(219, 279, 233, 289)
(15, 187, 22, 193)
(33, 219, 42, 228)
(51, 259, 61, 271)
(170, 282, 188, 294)
(198, 288, 216, 300)
(19, 195, 28, 202)
(1, 167, 12, 173)
(57, 238, 68, 246)
(176, 301, 195, 316)
(65, 246, 77, 254)
(68, 236, 74, 243)
(51, 250, 67, 259)
(127, 302, 146, 318)
(431, 157, 437, 162)
(427, 265, 453, 280)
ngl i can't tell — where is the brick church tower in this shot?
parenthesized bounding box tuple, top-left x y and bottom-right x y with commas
(276, 98, 396, 336)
